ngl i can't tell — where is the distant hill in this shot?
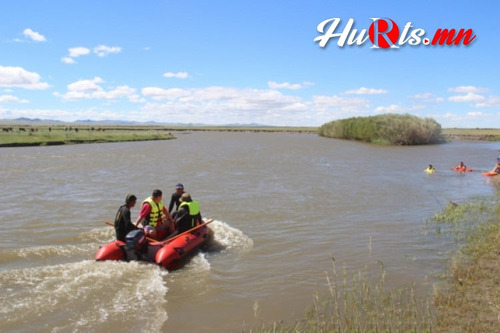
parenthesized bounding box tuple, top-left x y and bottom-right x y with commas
(0, 117, 270, 127)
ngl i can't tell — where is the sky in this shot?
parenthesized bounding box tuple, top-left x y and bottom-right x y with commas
(0, 0, 498, 127)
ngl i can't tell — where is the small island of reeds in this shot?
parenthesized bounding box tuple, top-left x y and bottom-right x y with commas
(318, 114, 445, 145)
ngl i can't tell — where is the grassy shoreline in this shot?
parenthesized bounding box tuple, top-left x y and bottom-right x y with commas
(2, 124, 500, 148)
(0, 124, 317, 147)
(250, 194, 500, 332)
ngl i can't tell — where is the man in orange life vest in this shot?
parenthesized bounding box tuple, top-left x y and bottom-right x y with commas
(134, 189, 174, 240)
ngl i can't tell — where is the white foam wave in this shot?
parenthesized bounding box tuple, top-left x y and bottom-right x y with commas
(0, 260, 168, 332)
(184, 252, 211, 273)
(15, 243, 95, 259)
(206, 219, 253, 253)
(77, 225, 117, 244)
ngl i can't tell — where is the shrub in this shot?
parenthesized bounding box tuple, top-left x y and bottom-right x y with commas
(318, 114, 445, 145)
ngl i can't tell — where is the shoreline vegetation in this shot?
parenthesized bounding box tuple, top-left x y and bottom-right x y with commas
(2, 121, 500, 148)
(251, 195, 500, 333)
(318, 114, 445, 145)
(0, 124, 317, 147)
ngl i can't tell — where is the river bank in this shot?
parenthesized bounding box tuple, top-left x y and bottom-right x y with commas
(0, 124, 317, 147)
(0, 125, 175, 147)
(253, 192, 500, 332)
(442, 128, 500, 141)
(3, 123, 500, 148)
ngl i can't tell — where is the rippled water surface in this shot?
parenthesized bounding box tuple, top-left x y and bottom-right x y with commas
(0, 132, 498, 332)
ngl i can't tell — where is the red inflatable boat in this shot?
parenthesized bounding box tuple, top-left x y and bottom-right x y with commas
(96, 220, 212, 270)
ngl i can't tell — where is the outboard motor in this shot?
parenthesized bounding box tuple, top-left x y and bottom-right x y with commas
(124, 229, 147, 261)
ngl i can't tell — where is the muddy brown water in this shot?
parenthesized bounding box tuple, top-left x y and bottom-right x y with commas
(0, 132, 498, 332)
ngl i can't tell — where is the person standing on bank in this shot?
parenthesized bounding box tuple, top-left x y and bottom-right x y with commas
(114, 194, 138, 242)
(134, 189, 174, 240)
(168, 192, 202, 239)
(168, 183, 185, 214)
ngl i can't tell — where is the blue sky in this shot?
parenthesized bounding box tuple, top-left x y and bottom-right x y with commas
(0, 0, 498, 127)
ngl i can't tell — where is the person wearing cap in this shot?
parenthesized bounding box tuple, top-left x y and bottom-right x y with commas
(134, 189, 174, 240)
(168, 192, 203, 239)
(114, 194, 138, 242)
(168, 183, 185, 214)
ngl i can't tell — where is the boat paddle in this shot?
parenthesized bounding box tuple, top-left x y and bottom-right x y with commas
(104, 219, 214, 244)
(149, 219, 214, 245)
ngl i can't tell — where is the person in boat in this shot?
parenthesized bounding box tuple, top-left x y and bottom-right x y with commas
(134, 189, 174, 240)
(453, 161, 467, 171)
(425, 164, 436, 174)
(114, 194, 138, 242)
(168, 192, 202, 239)
(168, 183, 185, 214)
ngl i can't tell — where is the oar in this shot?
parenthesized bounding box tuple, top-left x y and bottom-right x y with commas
(149, 219, 214, 245)
(104, 219, 214, 244)
(104, 221, 158, 242)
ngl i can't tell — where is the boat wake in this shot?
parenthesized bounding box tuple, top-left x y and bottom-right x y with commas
(203, 219, 253, 253)
(0, 260, 168, 332)
(0, 219, 252, 332)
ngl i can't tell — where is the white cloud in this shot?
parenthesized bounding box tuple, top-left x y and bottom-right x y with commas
(68, 47, 91, 58)
(448, 92, 485, 102)
(63, 46, 121, 64)
(374, 104, 407, 114)
(412, 93, 444, 103)
(0, 66, 49, 90)
(163, 72, 189, 79)
(268, 81, 314, 90)
(448, 86, 489, 94)
(0, 95, 29, 103)
(373, 104, 423, 114)
(138, 86, 313, 125)
(312, 95, 369, 118)
(61, 57, 76, 64)
(67, 77, 104, 92)
(55, 77, 137, 101)
(23, 28, 46, 42)
(343, 87, 387, 95)
(142, 87, 190, 100)
(93, 45, 122, 57)
(475, 96, 500, 108)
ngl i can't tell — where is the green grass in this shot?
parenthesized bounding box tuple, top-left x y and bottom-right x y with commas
(318, 114, 444, 145)
(0, 124, 318, 147)
(0, 125, 175, 147)
(430, 197, 500, 332)
(441, 128, 500, 141)
(248, 196, 500, 333)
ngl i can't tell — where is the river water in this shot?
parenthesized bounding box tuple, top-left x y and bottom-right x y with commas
(0, 132, 498, 332)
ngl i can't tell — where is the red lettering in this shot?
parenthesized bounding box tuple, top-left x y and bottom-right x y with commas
(431, 28, 476, 45)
